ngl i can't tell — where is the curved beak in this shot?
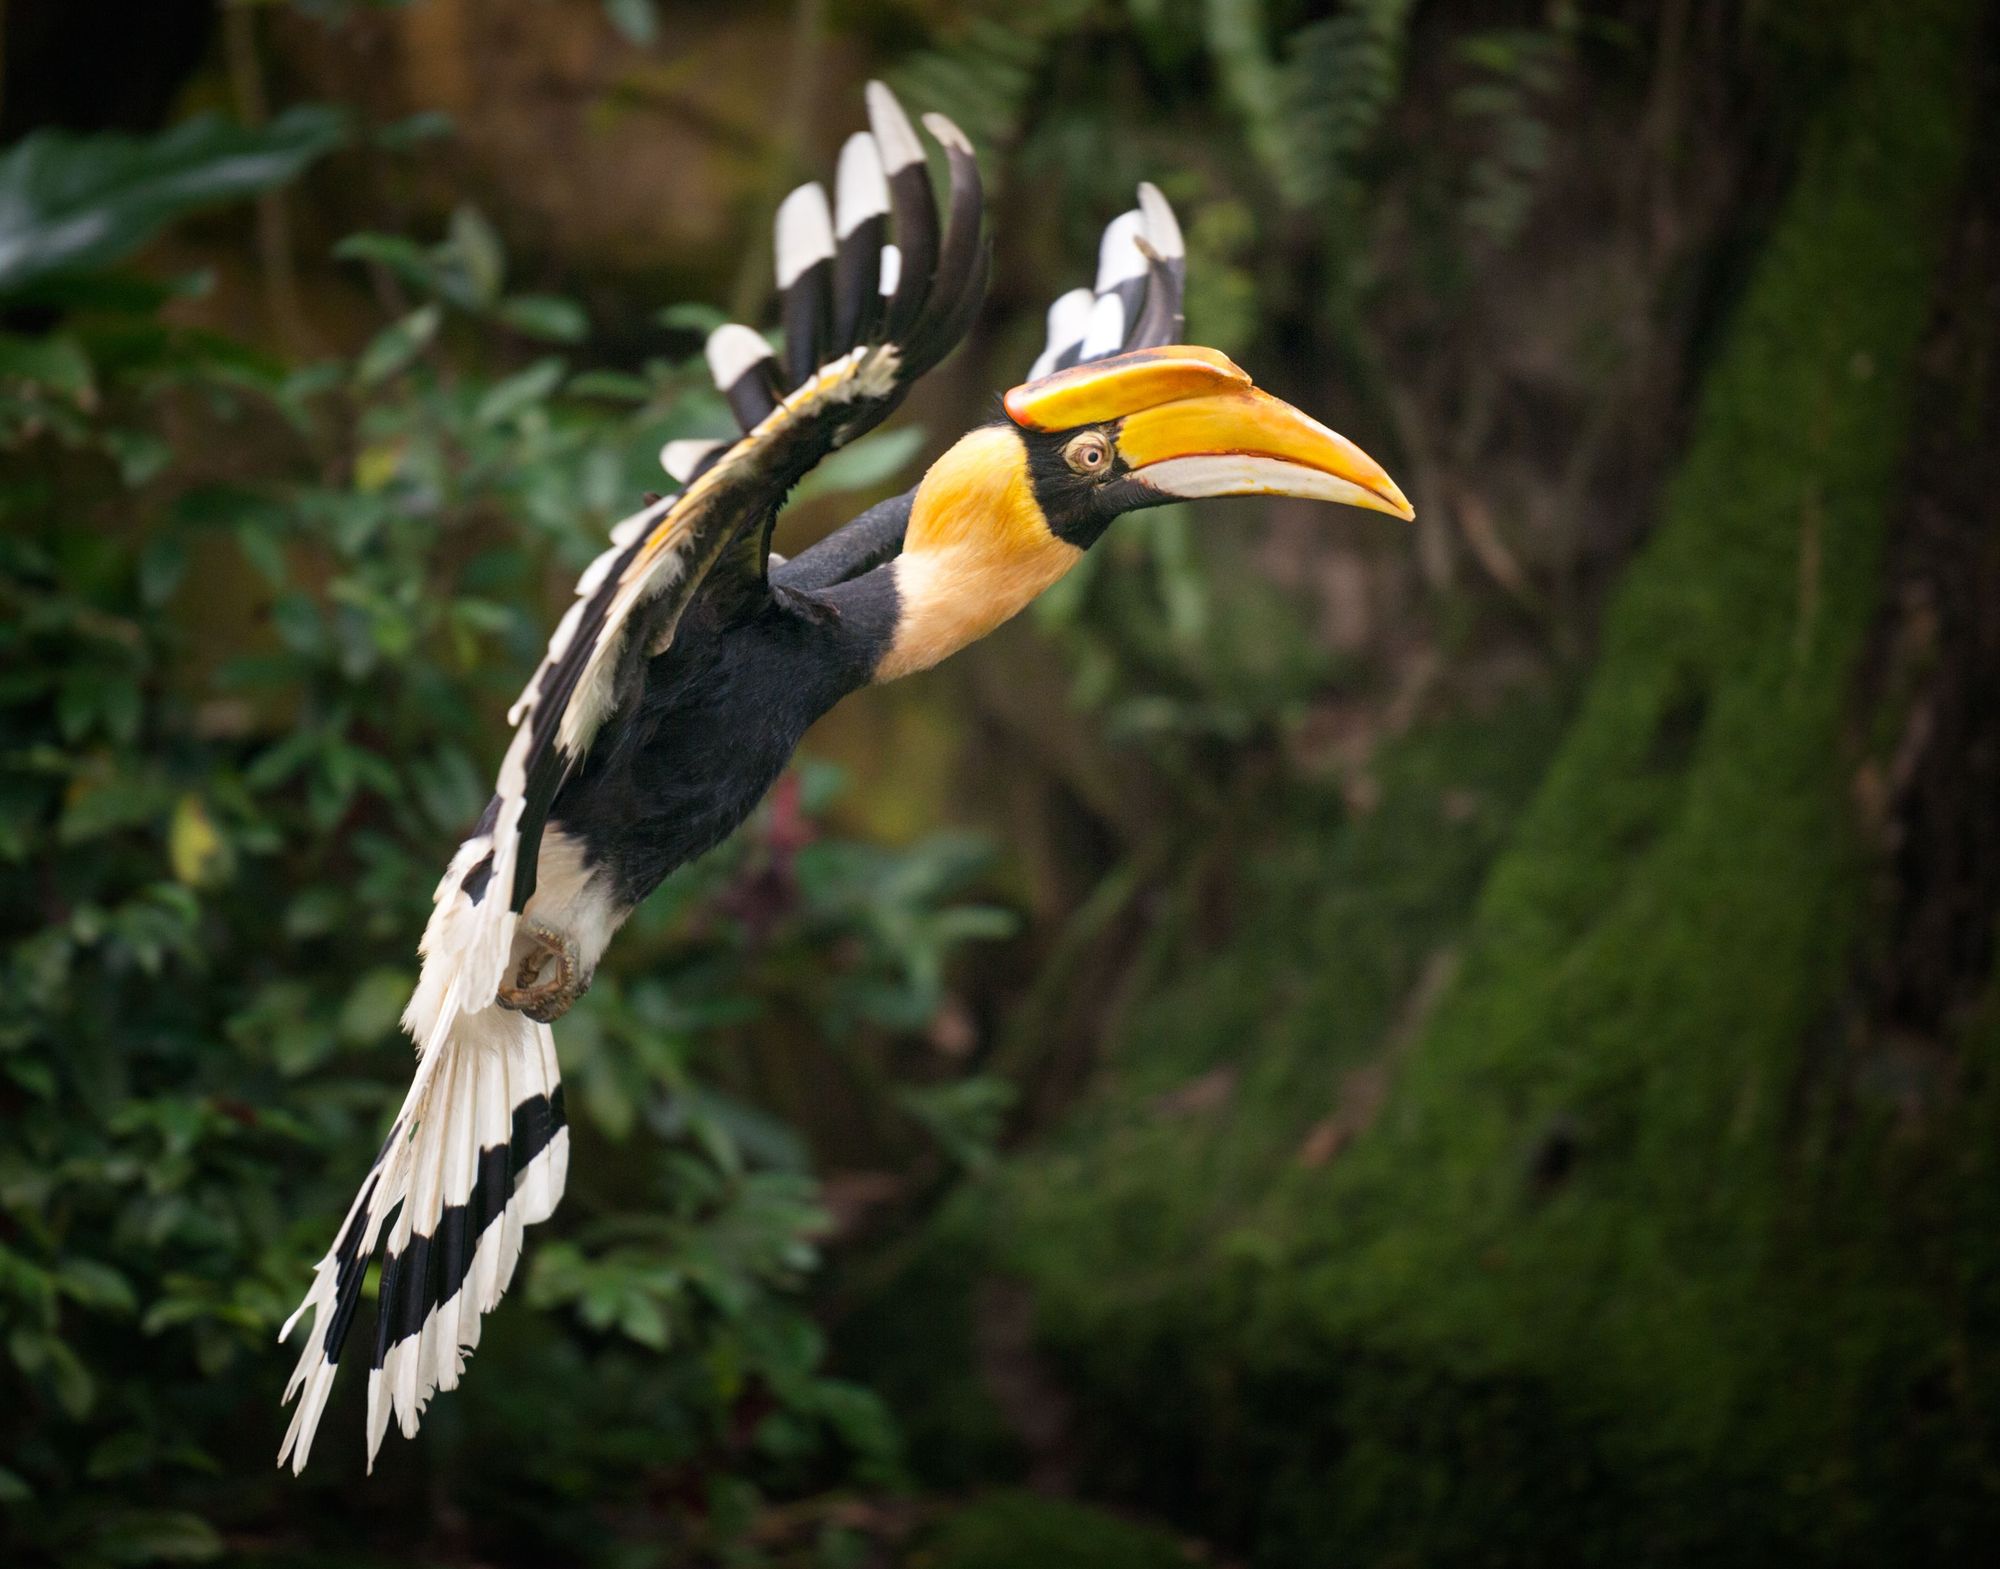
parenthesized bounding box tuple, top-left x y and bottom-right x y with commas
(1113, 385, 1415, 521)
(1003, 346, 1414, 522)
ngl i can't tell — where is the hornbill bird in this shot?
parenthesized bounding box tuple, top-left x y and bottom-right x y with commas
(278, 83, 1413, 1473)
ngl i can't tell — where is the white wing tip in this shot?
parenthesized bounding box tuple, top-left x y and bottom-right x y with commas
(835, 131, 889, 236)
(864, 80, 923, 172)
(1094, 210, 1147, 291)
(660, 437, 723, 483)
(1080, 291, 1127, 359)
(920, 112, 973, 155)
(1137, 183, 1184, 260)
(774, 182, 835, 288)
(705, 323, 772, 389)
(1028, 288, 1095, 381)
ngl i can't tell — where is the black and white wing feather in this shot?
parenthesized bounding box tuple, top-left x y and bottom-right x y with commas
(278, 82, 985, 1475)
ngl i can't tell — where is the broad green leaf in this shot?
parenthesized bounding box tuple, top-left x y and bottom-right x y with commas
(0, 107, 345, 296)
(338, 965, 412, 1045)
(57, 1258, 137, 1314)
(448, 204, 505, 306)
(332, 231, 439, 294)
(566, 368, 650, 400)
(619, 1293, 671, 1349)
(355, 303, 440, 386)
(497, 293, 589, 343)
(656, 300, 727, 334)
(474, 357, 565, 426)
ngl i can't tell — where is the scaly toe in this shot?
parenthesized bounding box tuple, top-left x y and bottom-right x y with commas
(496, 921, 585, 1023)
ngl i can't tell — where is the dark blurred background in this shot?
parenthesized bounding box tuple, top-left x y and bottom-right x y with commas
(2, 1, 1996, 1564)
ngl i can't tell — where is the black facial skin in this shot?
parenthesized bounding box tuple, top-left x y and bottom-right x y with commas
(1015, 421, 1171, 549)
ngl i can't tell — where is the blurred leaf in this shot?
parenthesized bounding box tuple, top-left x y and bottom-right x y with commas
(567, 368, 649, 400)
(86, 1430, 153, 1481)
(58, 1257, 137, 1315)
(499, 293, 589, 343)
(333, 231, 438, 294)
(793, 426, 927, 501)
(603, 0, 661, 47)
(620, 1293, 670, 1349)
(355, 303, 440, 386)
(59, 762, 167, 843)
(373, 110, 455, 150)
(90, 1509, 222, 1563)
(0, 331, 95, 400)
(897, 1076, 1017, 1172)
(475, 357, 565, 426)
(11, 1328, 95, 1416)
(448, 204, 505, 306)
(105, 429, 173, 488)
(338, 966, 411, 1045)
(352, 439, 404, 492)
(138, 534, 186, 606)
(168, 795, 228, 887)
(656, 301, 727, 334)
(0, 107, 344, 295)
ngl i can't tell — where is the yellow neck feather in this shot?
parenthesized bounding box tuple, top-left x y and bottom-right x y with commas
(873, 426, 1082, 682)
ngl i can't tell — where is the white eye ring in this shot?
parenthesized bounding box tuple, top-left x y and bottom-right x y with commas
(1063, 432, 1111, 475)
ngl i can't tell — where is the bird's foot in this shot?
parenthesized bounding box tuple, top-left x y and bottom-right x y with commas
(496, 918, 588, 1023)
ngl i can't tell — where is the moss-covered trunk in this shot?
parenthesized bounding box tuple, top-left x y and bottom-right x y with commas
(861, 2, 1996, 1561)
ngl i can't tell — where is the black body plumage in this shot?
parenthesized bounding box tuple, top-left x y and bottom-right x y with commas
(547, 564, 898, 911)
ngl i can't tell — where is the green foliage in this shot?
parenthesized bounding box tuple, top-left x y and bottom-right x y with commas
(1279, 0, 1416, 205)
(1448, 24, 1572, 253)
(1204, 0, 1415, 211)
(0, 130, 1009, 1565)
(0, 109, 345, 295)
(1029, 512, 1341, 825)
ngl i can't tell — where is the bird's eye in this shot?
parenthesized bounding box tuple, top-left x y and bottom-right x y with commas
(1063, 432, 1111, 476)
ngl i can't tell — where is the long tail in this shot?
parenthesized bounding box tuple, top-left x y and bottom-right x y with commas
(277, 992, 568, 1473)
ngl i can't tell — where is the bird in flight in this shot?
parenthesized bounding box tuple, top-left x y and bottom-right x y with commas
(278, 82, 1413, 1473)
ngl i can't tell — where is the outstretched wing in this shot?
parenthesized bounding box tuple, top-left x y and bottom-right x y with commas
(1026, 182, 1185, 379)
(403, 83, 987, 1047)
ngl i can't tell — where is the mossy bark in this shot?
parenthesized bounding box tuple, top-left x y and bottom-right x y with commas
(867, 2, 1992, 1562)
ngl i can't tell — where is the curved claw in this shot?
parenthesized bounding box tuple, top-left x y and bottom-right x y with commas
(496, 918, 588, 1024)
